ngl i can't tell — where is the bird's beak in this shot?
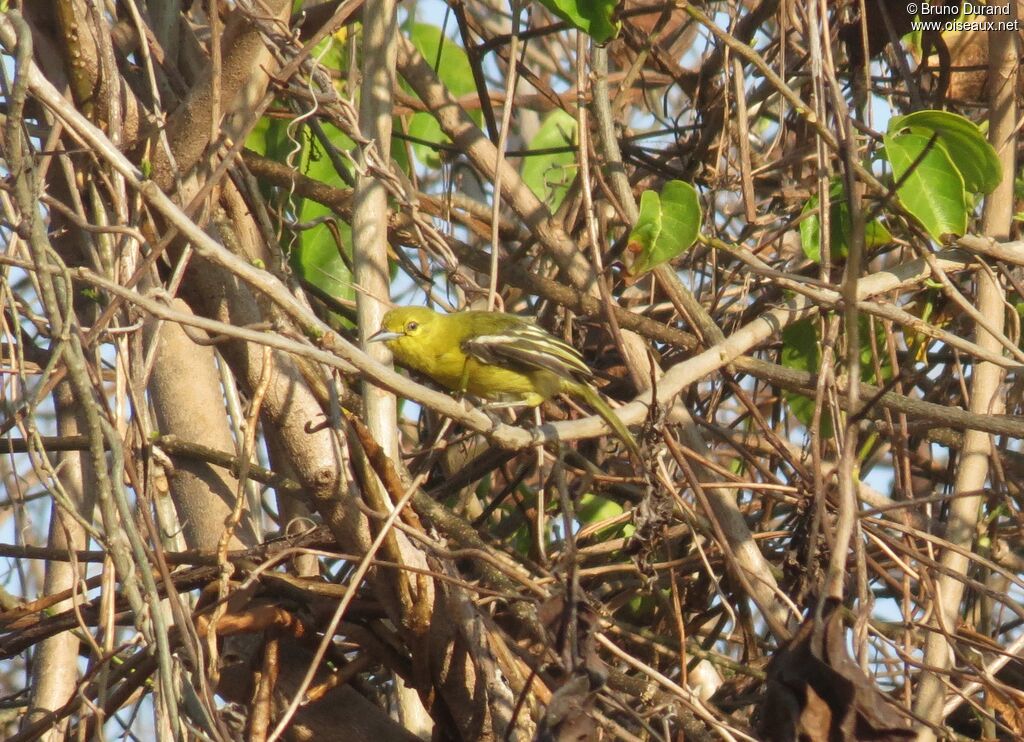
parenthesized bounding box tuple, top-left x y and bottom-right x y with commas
(368, 328, 401, 343)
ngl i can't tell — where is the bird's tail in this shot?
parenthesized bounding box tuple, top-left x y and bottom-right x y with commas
(561, 379, 641, 460)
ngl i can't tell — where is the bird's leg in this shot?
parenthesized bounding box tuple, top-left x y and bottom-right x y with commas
(475, 400, 522, 428)
(479, 399, 532, 428)
(480, 400, 531, 411)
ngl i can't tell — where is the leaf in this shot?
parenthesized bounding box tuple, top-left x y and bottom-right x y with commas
(312, 35, 349, 84)
(535, 0, 620, 43)
(799, 192, 829, 263)
(781, 316, 892, 438)
(757, 599, 916, 742)
(246, 116, 293, 163)
(576, 493, 633, 539)
(626, 180, 702, 276)
(781, 319, 831, 437)
(857, 315, 894, 385)
(800, 180, 892, 263)
(780, 319, 819, 376)
(521, 109, 578, 210)
(245, 117, 354, 306)
(408, 23, 478, 168)
(291, 126, 356, 305)
(865, 220, 894, 252)
(883, 127, 968, 239)
(628, 190, 662, 255)
(889, 110, 1001, 194)
(576, 492, 623, 524)
(406, 115, 448, 169)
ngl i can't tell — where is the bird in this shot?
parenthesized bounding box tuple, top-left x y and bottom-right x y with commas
(369, 306, 640, 458)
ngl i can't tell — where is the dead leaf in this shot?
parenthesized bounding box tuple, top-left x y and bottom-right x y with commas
(756, 598, 914, 742)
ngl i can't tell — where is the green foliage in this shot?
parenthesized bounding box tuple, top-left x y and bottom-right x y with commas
(883, 110, 1000, 240)
(904, 290, 941, 361)
(246, 117, 355, 306)
(626, 180, 702, 276)
(781, 319, 829, 436)
(884, 128, 967, 239)
(800, 180, 892, 263)
(247, 115, 292, 164)
(576, 493, 634, 539)
(890, 110, 1001, 194)
(408, 23, 478, 168)
(245, 32, 357, 305)
(535, 0, 620, 43)
(781, 317, 892, 438)
(521, 109, 578, 210)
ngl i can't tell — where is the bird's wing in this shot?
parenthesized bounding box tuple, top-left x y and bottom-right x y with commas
(462, 322, 593, 380)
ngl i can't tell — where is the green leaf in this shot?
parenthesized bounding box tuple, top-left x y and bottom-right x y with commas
(630, 190, 662, 253)
(248, 112, 356, 310)
(250, 118, 355, 305)
(290, 215, 353, 303)
(247, 94, 360, 317)
(577, 492, 622, 523)
(246, 116, 293, 162)
(889, 110, 1001, 194)
(536, 0, 620, 43)
(781, 316, 892, 439)
(521, 109, 578, 210)
(80, 287, 103, 306)
(627, 180, 701, 276)
(883, 127, 968, 239)
(865, 215, 895, 251)
(781, 319, 831, 436)
(406, 115, 448, 169)
(291, 123, 355, 305)
(310, 35, 349, 82)
(408, 23, 477, 168)
(800, 180, 892, 263)
(857, 315, 893, 385)
(576, 493, 634, 538)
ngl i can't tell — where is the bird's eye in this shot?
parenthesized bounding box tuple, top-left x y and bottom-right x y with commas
(406, 321, 419, 332)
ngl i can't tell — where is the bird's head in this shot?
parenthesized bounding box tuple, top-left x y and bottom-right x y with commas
(369, 306, 440, 350)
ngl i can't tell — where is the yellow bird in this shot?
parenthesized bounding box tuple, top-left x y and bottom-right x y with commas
(370, 307, 640, 458)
